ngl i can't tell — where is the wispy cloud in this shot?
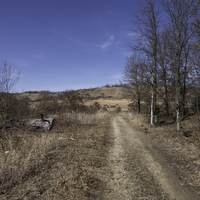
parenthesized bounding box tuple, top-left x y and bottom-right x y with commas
(96, 42, 111, 51)
(51, 30, 88, 46)
(115, 41, 124, 47)
(96, 35, 114, 51)
(109, 35, 114, 40)
(125, 31, 142, 40)
(121, 51, 133, 57)
(110, 73, 123, 79)
(125, 31, 138, 37)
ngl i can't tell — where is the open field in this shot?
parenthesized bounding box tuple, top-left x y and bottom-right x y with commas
(78, 87, 124, 100)
(84, 99, 130, 112)
(16, 87, 130, 112)
(1, 112, 200, 199)
(0, 113, 113, 199)
(1, 87, 200, 199)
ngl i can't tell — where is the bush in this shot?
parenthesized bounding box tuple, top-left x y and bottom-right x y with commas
(59, 90, 84, 112)
(102, 106, 107, 111)
(116, 106, 121, 113)
(93, 102, 101, 110)
(0, 93, 30, 121)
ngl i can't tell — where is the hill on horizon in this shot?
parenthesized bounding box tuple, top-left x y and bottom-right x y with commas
(16, 86, 130, 112)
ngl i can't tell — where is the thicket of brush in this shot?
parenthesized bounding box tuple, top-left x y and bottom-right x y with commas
(0, 90, 106, 126)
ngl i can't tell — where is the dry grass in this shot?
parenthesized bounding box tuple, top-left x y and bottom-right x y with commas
(122, 112, 147, 127)
(84, 99, 130, 112)
(0, 113, 113, 199)
(0, 131, 57, 187)
(16, 87, 130, 113)
(65, 112, 110, 125)
(79, 87, 124, 99)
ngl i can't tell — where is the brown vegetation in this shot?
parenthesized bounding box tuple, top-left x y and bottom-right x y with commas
(0, 113, 112, 199)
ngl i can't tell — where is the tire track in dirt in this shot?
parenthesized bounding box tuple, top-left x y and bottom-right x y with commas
(106, 117, 131, 199)
(106, 116, 199, 200)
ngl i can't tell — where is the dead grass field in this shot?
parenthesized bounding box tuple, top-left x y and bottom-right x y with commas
(84, 99, 130, 112)
(79, 87, 124, 100)
(3, 87, 200, 199)
(0, 113, 113, 199)
(16, 87, 130, 112)
(16, 93, 58, 102)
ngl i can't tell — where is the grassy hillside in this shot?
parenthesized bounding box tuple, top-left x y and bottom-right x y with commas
(16, 87, 130, 112)
(79, 87, 129, 112)
(78, 87, 124, 100)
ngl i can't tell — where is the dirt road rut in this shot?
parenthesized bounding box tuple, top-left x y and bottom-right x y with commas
(106, 116, 199, 200)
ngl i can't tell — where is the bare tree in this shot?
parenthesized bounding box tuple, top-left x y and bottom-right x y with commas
(130, 0, 161, 125)
(60, 90, 84, 113)
(157, 30, 171, 116)
(0, 60, 20, 93)
(162, 0, 195, 131)
(193, 0, 200, 47)
(0, 59, 20, 120)
(123, 53, 147, 113)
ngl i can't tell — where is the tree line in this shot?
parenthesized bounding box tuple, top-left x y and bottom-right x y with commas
(123, 0, 200, 130)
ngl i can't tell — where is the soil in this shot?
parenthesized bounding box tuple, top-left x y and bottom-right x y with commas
(1, 114, 200, 199)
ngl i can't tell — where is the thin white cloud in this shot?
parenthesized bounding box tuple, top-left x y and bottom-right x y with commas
(51, 30, 88, 46)
(109, 35, 114, 40)
(101, 42, 111, 50)
(115, 41, 124, 47)
(110, 73, 123, 79)
(95, 42, 111, 51)
(121, 51, 132, 57)
(125, 31, 139, 38)
(125, 31, 143, 41)
(96, 35, 114, 51)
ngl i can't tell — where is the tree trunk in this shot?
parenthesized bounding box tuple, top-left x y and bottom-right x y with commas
(197, 89, 200, 121)
(176, 60, 181, 131)
(138, 98, 141, 114)
(177, 106, 180, 131)
(153, 55, 157, 123)
(151, 72, 154, 125)
(164, 68, 169, 116)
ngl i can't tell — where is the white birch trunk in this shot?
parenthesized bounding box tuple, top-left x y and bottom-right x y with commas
(177, 108, 180, 131)
(151, 91, 154, 125)
(151, 72, 154, 125)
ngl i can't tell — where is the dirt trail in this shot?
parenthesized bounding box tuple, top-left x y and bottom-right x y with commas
(106, 115, 199, 200)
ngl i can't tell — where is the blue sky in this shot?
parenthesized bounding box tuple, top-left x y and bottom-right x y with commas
(0, 0, 139, 92)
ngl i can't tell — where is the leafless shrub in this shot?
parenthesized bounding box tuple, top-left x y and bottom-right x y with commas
(102, 106, 107, 111)
(93, 102, 101, 110)
(0, 60, 21, 121)
(0, 93, 30, 121)
(88, 102, 102, 113)
(33, 98, 62, 117)
(116, 106, 121, 113)
(60, 90, 84, 112)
